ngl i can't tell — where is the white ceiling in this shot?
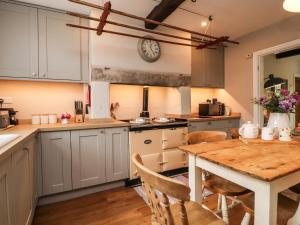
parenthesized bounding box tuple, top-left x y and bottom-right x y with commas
(14, 0, 296, 39)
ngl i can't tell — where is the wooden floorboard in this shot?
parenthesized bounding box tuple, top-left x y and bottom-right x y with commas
(33, 186, 295, 225)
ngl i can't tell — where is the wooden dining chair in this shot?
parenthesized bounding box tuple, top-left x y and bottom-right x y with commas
(240, 193, 298, 225)
(286, 184, 300, 225)
(188, 131, 251, 224)
(132, 153, 225, 225)
(229, 128, 239, 139)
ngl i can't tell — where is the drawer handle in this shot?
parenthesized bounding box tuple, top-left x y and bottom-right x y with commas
(144, 139, 152, 144)
(50, 137, 63, 141)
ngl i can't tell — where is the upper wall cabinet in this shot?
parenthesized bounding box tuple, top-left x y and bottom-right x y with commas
(191, 45, 224, 88)
(0, 2, 38, 79)
(38, 10, 81, 81)
(0, 2, 89, 82)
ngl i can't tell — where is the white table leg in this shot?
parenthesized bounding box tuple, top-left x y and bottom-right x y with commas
(254, 183, 278, 225)
(188, 154, 202, 204)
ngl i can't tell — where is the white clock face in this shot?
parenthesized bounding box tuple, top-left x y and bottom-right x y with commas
(138, 36, 161, 62)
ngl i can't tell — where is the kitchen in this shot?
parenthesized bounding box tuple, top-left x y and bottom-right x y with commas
(0, 0, 300, 225)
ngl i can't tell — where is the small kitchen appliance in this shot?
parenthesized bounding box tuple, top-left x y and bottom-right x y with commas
(199, 99, 225, 116)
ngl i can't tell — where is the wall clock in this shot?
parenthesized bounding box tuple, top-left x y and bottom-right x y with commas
(137, 35, 161, 63)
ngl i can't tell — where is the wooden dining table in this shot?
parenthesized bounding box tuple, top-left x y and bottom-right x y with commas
(179, 138, 300, 225)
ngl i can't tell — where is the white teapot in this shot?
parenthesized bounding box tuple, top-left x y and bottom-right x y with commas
(239, 121, 259, 139)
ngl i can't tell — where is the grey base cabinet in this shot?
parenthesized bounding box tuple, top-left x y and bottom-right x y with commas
(105, 128, 129, 182)
(0, 137, 37, 225)
(41, 127, 129, 196)
(188, 119, 240, 138)
(0, 156, 12, 225)
(71, 129, 106, 189)
(41, 131, 72, 196)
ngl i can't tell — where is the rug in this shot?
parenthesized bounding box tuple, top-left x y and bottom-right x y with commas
(133, 174, 213, 205)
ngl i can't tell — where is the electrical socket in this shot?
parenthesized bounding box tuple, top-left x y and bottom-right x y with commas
(0, 97, 13, 104)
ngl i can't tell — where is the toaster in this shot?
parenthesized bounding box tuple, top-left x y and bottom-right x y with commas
(199, 103, 225, 116)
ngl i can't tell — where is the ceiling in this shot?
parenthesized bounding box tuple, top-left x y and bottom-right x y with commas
(14, 0, 296, 40)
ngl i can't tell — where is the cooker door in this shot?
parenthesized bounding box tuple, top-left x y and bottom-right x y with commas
(162, 127, 188, 150)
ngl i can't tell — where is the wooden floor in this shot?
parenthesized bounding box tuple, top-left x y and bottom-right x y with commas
(33, 186, 297, 225)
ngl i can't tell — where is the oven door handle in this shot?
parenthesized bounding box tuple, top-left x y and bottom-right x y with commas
(158, 161, 168, 165)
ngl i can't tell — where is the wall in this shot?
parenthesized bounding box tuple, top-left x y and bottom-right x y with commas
(0, 80, 84, 120)
(89, 10, 191, 75)
(224, 15, 300, 123)
(110, 84, 218, 119)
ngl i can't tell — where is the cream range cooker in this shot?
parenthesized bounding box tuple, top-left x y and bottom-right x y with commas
(126, 118, 188, 180)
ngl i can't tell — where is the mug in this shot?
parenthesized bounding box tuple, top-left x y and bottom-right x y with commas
(261, 127, 274, 141)
(279, 128, 292, 141)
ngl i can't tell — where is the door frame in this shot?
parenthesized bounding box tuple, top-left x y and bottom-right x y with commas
(253, 39, 300, 125)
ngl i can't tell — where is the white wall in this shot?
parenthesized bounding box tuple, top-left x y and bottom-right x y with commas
(89, 10, 191, 75)
(224, 15, 300, 123)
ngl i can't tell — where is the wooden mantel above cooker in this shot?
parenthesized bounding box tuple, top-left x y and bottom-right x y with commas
(66, 0, 239, 50)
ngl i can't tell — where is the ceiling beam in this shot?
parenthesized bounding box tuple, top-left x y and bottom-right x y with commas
(145, 0, 185, 29)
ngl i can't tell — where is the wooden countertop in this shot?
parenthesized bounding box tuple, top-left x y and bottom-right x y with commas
(179, 139, 300, 182)
(166, 113, 241, 122)
(0, 120, 129, 161)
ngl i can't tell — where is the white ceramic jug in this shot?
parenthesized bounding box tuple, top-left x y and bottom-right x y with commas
(239, 121, 259, 139)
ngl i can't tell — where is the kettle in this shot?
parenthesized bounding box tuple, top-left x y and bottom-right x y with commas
(239, 121, 259, 139)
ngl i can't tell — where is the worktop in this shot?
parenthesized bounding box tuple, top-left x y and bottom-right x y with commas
(0, 120, 129, 161)
(166, 113, 241, 122)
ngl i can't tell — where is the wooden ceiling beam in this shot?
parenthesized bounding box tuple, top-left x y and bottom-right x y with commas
(96, 1, 111, 35)
(145, 0, 184, 30)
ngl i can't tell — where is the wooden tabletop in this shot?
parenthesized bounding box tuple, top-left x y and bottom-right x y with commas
(179, 139, 300, 181)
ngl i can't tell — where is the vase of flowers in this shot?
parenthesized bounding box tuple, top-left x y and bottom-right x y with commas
(254, 89, 300, 130)
(61, 112, 71, 124)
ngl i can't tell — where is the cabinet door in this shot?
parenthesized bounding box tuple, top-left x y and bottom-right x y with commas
(0, 157, 12, 225)
(41, 131, 72, 195)
(105, 128, 129, 182)
(192, 45, 224, 88)
(38, 10, 81, 81)
(11, 147, 31, 225)
(162, 150, 187, 171)
(0, 2, 38, 78)
(71, 129, 106, 189)
(162, 127, 188, 150)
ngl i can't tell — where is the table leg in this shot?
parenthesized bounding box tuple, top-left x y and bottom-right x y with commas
(188, 154, 202, 204)
(254, 183, 278, 225)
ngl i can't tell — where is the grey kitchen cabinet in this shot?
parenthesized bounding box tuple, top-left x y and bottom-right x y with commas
(71, 129, 106, 189)
(0, 1, 88, 82)
(105, 128, 129, 182)
(0, 2, 38, 79)
(191, 44, 224, 88)
(188, 119, 240, 138)
(0, 156, 12, 225)
(11, 141, 34, 225)
(41, 131, 72, 195)
(38, 10, 82, 81)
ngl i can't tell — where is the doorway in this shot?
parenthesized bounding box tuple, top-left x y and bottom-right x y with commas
(295, 75, 300, 127)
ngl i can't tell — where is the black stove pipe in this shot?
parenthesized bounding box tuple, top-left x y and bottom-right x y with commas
(140, 86, 150, 118)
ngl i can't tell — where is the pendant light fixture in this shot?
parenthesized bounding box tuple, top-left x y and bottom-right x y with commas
(283, 0, 300, 12)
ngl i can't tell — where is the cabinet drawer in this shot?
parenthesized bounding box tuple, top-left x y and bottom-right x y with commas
(162, 150, 187, 171)
(189, 119, 240, 132)
(162, 127, 188, 150)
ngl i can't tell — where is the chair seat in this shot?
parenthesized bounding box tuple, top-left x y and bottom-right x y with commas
(171, 201, 225, 225)
(241, 193, 298, 224)
(290, 183, 300, 194)
(204, 175, 251, 196)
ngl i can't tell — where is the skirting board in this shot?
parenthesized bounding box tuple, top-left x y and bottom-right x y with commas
(38, 180, 125, 206)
